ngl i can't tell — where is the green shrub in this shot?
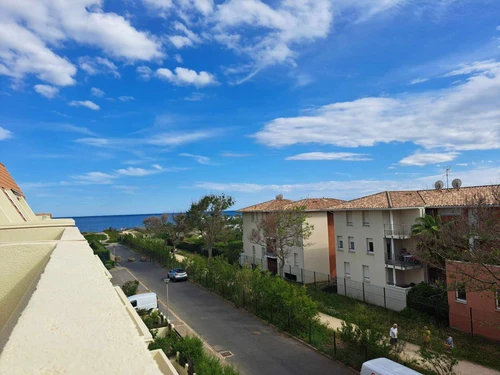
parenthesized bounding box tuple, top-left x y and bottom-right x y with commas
(121, 280, 139, 297)
(407, 282, 449, 323)
(196, 355, 240, 375)
(86, 236, 110, 262)
(173, 335, 204, 367)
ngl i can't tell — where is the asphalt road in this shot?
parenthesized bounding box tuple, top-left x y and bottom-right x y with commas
(109, 243, 354, 375)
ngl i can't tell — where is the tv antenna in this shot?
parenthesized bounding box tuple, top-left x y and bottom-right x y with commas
(443, 166, 451, 189)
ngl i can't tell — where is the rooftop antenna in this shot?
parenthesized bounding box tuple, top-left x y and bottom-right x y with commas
(443, 166, 451, 189)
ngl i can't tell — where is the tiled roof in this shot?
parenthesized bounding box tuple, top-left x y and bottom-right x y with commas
(0, 163, 24, 196)
(333, 185, 500, 210)
(238, 198, 294, 212)
(286, 198, 346, 211)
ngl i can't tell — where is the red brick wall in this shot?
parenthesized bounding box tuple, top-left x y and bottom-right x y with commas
(327, 212, 337, 278)
(446, 261, 500, 341)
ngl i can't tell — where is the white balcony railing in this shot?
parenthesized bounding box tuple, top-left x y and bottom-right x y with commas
(383, 224, 413, 238)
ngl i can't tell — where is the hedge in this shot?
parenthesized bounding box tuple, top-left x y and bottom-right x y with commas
(406, 282, 449, 323)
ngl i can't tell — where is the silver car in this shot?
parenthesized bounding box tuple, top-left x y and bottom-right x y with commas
(168, 268, 188, 281)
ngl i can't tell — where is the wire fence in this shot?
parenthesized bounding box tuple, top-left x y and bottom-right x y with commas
(240, 255, 333, 287)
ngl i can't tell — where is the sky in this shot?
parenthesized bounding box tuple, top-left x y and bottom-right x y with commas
(1, 0, 500, 217)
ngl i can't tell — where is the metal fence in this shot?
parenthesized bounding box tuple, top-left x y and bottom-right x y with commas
(239, 254, 333, 286)
(337, 277, 410, 312)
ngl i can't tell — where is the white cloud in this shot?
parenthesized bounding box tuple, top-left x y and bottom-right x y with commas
(118, 96, 135, 102)
(61, 125, 97, 136)
(115, 167, 161, 177)
(76, 138, 108, 146)
(68, 100, 100, 111)
(72, 172, 116, 185)
(169, 22, 201, 49)
(143, 0, 173, 11)
(0, 127, 13, 140)
(409, 77, 428, 85)
(156, 67, 217, 87)
(286, 152, 372, 161)
(79, 57, 120, 78)
(174, 54, 183, 63)
(443, 60, 500, 78)
(333, 0, 405, 23)
(34, 84, 59, 99)
(137, 66, 153, 80)
(178, 0, 214, 15)
(169, 35, 194, 49)
(152, 164, 162, 170)
(148, 131, 213, 146)
(398, 151, 459, 167)
(0, 0, 163, 86)
(220, 152, 252, 157)
(254, 60, 500, 152)
(180, 153, 211, 164)
(192, 166, 500, 200)
(91, 87, 105, 97)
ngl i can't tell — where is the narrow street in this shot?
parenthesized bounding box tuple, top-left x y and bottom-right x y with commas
(109, 243, 354, 375)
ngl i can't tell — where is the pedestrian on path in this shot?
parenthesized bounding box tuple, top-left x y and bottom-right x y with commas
(423, 326, 431, 348)
(390, 323, 398, 345)
(444, 334, 454, 351)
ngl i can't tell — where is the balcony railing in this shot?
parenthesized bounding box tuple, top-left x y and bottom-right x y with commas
(383, 224, 413, 238)
(385, 253, 422, 269)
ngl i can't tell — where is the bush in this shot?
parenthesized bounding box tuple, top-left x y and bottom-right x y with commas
(85, 235, 110, 263)
(196, 355, 240, 375)
(122, 280, 139, 297)
(104, 229, 119, 243)
(407, 282, 449, 323)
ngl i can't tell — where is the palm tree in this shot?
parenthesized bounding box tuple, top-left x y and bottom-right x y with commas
(411, 214, 442, 238)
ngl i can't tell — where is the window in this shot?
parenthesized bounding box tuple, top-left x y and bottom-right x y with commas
(366, 238, 374, 254)
(251, 212, 255, 222)
(363, 265, 370, 281)
(261, 247, 266, 258)
(362, 210, 370, 226)
(348, 236, 355, 251)
(337, 235, 344, 250)
(346, 211, 353, 226)
(344, 262, 351, 277)
(252, 245, 256, 257)
(496, 290, 500, 310)
(294, 253, 298, 266)
(456, 283, 466, 302)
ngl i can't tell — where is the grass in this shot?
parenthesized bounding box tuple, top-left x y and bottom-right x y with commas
(307, 286, 500, 371)
(83, 233, 107, 242)
(104, 229, 119, 243)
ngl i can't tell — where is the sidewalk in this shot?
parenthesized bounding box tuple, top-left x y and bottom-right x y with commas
(318, 313, 500, 375)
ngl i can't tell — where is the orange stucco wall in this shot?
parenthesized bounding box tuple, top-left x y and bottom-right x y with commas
(327, 212, 336, 278)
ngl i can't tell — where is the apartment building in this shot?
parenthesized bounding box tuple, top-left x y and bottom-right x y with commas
(239, 195, 344, 282)
(0, 163, 177, 375)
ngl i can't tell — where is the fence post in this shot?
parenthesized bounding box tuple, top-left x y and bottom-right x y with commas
(362, 282, 365, 303)
(383, 287, 387, 311)
(470, 307, 474, 338)
(314, 271, 316, 289)
(333, 331, 337, 355)
(309, 320, 312, 344)
(289, 265, 292, 276)
(288, 310, 291, 331)
(344, 279, 347, 296)
(301, 268, 304, 283)
(243, 290, 245, 308)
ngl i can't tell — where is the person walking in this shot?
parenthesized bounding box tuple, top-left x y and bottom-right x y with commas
(390, 323, 398, 345)
(423, 326, 431, 348)
(444, 334, 454, 351)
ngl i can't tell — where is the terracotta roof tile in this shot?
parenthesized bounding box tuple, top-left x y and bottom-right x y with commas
(334, 192, 391, 209)
(285, 198, 345, 211)
(238, 198, 294, 212)
(418, 185, 500, 207)
(389, 191, 426, 208)
(0, 163, 24, 196)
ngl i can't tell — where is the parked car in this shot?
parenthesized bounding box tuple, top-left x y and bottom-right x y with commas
(127, 292, 158, 312)
(361, 358, 422, 375)
(168, 268, 188, 281)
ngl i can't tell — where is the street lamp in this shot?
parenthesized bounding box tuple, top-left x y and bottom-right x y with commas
(164, 277, 170, 321)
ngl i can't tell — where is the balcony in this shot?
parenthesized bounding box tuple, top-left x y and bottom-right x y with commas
(383, 224, 413, 239)
(385, 253, 422, 270)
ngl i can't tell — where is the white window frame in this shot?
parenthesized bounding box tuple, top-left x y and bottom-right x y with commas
(366, 238, 374, 254)
(363, 265, 370, 281)
(346, 211, 353, 226)
(337, 235, 344, 250)
(362, 210, 370, 226)
(294, 253, 298, 267)
(456, 283, 467, 303)
(348, 236, 355, 251)
(344, 262, 351, 278)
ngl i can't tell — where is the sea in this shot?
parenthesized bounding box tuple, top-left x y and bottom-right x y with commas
(58, 211, 241, 233)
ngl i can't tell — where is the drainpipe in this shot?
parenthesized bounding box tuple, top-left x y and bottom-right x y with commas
(389, 209, 396, 285)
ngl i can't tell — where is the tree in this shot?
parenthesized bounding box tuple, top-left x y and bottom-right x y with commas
(168, 213, 188, 248)
(248, 206, 314, 276)
(409, 188, 500, 293)
(186, 194, 235, 258)
(411, 213, 442, 238)
(143, 214, 170, 238)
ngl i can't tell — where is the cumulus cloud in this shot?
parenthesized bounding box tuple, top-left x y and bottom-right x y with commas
(137, 66, 153, 80)
(79, 57, 120, 78)
(68, 100, 100, 110)
(0, 127, 13, 140)
(254, 60, 500, 152)
(0, 0, 163, 86)
(174, 54, 183, 63)
(180, 153, 211, 164)
(399, 151, 459, 167)
(91, 87, 105, 97)
(34, 84, 59, 99)
(286, 152, 372, 161)
(169, 22, 201, 49)
(156, 67, 217, 87)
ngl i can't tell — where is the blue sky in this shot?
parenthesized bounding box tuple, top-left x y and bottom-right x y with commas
(1, 0, 500, 217)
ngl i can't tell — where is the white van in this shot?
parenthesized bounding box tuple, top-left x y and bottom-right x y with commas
(127, 292, 158, 311)
(361, 358, 423, 375)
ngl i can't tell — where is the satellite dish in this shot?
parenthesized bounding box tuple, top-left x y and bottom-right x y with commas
(276, 194, 283, 200)
(452, 178, 462, 189)
(434, 180, 444, 190)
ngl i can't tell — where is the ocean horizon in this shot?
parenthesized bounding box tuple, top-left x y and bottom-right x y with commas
(58, 211, 241, 233)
